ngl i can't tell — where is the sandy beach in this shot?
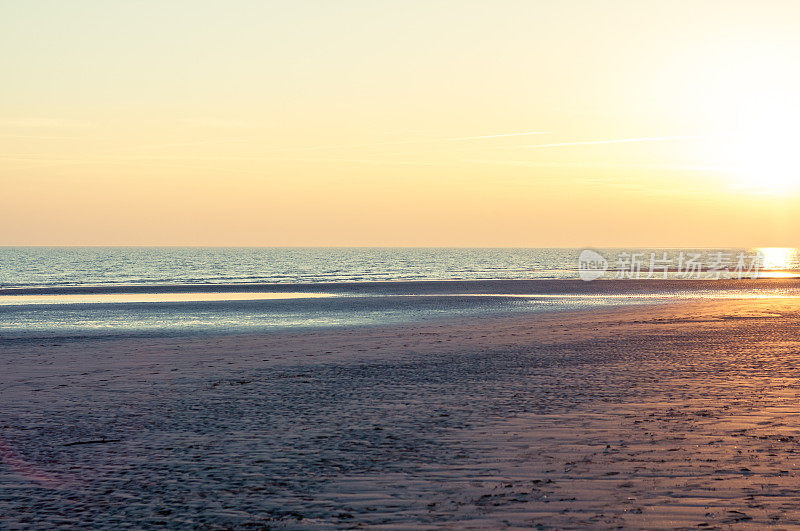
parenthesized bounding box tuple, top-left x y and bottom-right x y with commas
(5, 0, 800, 526)
(3, 293, 800, 528)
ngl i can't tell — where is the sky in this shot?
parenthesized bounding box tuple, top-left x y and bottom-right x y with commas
(2, 0, 800, 247)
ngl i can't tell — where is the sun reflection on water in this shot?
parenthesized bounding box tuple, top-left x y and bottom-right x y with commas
(756, 247, 800, 278)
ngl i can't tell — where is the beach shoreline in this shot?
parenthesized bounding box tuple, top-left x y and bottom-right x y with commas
(3, 277, 800, 340)
(3, 297, 800, 527)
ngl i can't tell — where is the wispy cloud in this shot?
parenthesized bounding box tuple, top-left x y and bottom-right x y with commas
(0, 134, 84, 140)
(0, 131, 552, 171)
(462, 158, 726, 172)
(253, 131, 551, 152)
(0, 118, 95, 128)
(525, 135, 701, 149)
(450, 131, 550, 140)
(24, 131, 552, 155)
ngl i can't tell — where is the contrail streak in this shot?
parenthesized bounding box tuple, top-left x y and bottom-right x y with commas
(272, 131, 552, 153)
(0, 134, 79, 139)
(1, 131, 552, 170)
(453, 131, 551, 140)
(265, 131, 552, 152)
(525, 135, 700, 148)
(46, 131, 553, 154)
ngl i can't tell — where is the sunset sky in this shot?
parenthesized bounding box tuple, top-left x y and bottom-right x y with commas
(2, 0, 799, 246)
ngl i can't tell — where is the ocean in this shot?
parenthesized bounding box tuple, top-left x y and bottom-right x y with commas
(1, 247, 799, 338)
(0, 247, 622, 287)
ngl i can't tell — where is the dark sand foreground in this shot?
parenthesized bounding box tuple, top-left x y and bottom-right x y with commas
(3, 297, 800, 528)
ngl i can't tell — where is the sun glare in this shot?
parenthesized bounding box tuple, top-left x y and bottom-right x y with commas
(725, 121, 800, 195)
(707, 86, 800, 196)
(757, 247, 800, 276)
(686, 43, 800, 197)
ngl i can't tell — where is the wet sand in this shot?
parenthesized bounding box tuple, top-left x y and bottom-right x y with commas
(3, 296, 800, 528)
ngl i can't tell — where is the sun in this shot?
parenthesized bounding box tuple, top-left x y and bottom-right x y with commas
(683, 44, 800, 196)
(726, 116, 800, 195)
(717, 103, 800, 195)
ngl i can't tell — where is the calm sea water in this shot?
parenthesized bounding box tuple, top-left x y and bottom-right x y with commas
(0, 247, 581, 287)
(2, 247, 798, 289)
(1, 247, 798, 338)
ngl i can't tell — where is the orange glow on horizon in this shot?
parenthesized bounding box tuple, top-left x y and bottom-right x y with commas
(2, 2, 800, 247)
